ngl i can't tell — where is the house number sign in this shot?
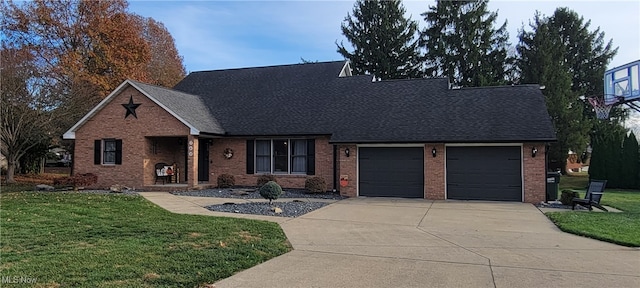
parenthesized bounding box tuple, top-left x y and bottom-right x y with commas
(188, 140, 194, 157)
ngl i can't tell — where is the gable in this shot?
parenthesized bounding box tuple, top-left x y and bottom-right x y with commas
(63, 80, 222, 139)
(73, 85, 190, 138)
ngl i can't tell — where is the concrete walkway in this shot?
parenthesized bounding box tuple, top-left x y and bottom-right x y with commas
(139, 193, 640, 288)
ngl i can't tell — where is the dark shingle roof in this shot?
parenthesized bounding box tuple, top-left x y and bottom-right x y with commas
(168, 61, 555, 143)
(131, 81, 225, 134)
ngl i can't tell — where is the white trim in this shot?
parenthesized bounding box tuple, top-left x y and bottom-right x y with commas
(357, 143, 425, 148)
(63, 81, 131, 139)
(339, 61, 352, 77)
(356, 145, 427, 198)
(444, 144, 524, 202)
(254, 138, 309, 175)
(62, 80, 201, 140)
(520, 145, 524, 202)
(445, 143, 522, 147)
(128, 81, 201, 135)
(356, 146, 359, 197)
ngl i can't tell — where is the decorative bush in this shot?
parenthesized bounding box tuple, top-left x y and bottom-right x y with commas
(560, 190, 580, 205)
(259, 181, 282, 204)
(305, 176, 327, 193)
(257, 174, 277, 186)
(53, 173, 98, 191)
(217, 174, 235, 188)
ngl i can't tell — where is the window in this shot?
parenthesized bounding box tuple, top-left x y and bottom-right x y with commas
(249, 139, 313, 174)
(255, 140, 271, 173)
(273, 140, 288, 173)
(94, 139, 122, 165)
(291, 140, 307, 173)
(103, 139, 117, 164)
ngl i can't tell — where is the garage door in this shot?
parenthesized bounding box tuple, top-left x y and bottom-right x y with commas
(359, 147, 424, 198)
(446, 146, 522, 201)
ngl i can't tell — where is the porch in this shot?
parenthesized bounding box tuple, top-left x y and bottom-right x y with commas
(144, 135, 214, 189)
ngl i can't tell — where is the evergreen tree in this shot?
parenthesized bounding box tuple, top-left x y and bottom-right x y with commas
(420, 0, 510, 86)
(518, 13, 591, 174)
(588, 122, 627, 187)
(547, 8, 617, 97)
(621, 132, 639, 188)
(337, 0, 421, 80)
(606, 132, 625, 188)
(588, 132, 605, 181)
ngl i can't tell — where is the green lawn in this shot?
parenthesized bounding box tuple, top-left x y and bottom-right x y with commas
(559, 174, 589, 190)
(0, 192, 291, 287)
(546, 188, 640, 247)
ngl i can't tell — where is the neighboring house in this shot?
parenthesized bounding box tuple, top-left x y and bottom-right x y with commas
(63, 61, 556, 203)
(566, 150, 590, 173)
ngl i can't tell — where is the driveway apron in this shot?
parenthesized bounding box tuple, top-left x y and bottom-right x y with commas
(210, 198, 640, 288)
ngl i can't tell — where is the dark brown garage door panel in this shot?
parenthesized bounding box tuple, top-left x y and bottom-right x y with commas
(359, 147, 424, 198)
(447, 146, 522, 201)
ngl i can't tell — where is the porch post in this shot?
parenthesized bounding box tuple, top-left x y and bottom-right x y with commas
(187, 135, 199, 188)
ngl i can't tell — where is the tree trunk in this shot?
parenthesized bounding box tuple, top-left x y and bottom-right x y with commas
(6, 161, 16, 183)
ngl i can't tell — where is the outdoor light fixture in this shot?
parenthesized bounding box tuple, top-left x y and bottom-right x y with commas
(432, 147, 437, 158)
(345, 148, 350, 157)
(532, 147, 538, 158)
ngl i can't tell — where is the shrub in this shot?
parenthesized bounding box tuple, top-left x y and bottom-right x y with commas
(560, 190, 580, 205)
(305, 177, 327, 193)
(217, 174, 235, 188)
(259, 181, 282, 204)
(257, 174, 277, 186)
(53, 173, 98, 191)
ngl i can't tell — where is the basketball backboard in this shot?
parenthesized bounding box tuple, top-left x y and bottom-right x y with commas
(604, 60, 640, 105)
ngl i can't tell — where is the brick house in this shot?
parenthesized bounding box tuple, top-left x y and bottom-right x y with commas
(63, 61, 556, 203)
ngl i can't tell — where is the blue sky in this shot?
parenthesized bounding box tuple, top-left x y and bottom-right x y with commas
(127, 0, 640, 74)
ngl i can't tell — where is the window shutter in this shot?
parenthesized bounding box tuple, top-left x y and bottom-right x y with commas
(246, 140, 254, 174)
(306, 139, 315, 175)
(115, 139, 123, 165)
(94, 140, 101, 165)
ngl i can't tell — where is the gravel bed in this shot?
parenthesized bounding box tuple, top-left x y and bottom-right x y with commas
(172, 187, 345, 200)
(35, 188, 139, 195)
(537, 201, 586, 210)
(77, 189, 139, 195)
(205, 201, 329, 218)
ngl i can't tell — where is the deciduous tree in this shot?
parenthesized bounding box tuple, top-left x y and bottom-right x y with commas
(2, 0, 187, 179)
(135, 15, 186, 87)
(0, 46, 53, 183)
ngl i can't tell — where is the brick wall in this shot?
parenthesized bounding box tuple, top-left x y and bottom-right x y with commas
(74, 86, 190, 189)
(425, 144, 445, 200)
(337, 145, 357, 197)
(523, 143, 546, 203)
(209, 137, 335, 189)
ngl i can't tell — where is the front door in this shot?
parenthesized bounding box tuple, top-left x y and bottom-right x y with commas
(198, 141, 209, 182)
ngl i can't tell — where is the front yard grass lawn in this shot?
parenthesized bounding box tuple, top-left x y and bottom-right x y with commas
(546, 190, 640, 247)
(0, 192, 291, 287)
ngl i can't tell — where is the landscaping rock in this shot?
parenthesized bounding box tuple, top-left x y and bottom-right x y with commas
(271, 207, 283, 214)
(231, 190, 250, 196)
(172, 188, 345, 200)
(35, 184, 55, 191)
(110, 184, 124, 193)
(206, 202, 329, 218)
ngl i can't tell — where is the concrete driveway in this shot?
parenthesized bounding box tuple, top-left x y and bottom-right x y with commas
(214, 198, 640, 288)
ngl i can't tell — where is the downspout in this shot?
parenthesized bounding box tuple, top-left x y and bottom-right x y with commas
(332, 144, 338, 192)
